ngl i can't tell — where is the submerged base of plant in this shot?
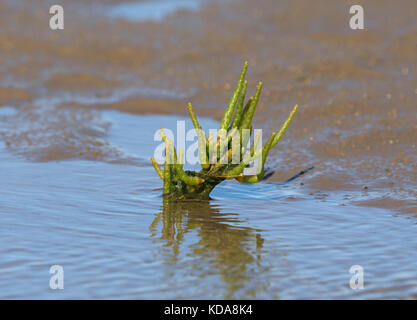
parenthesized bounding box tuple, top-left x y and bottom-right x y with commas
(161, 171, 222, 200)
(151, 61, 298, 200)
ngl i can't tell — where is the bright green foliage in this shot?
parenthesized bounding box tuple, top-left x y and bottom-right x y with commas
(151, 62, 298, 199)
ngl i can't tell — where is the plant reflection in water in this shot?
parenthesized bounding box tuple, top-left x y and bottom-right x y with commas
(149, 199, 287, 298)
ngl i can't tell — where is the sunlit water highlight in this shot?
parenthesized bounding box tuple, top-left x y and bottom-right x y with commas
(110, 0, 201, 22)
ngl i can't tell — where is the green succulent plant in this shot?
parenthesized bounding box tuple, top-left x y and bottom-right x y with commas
(151, 61, 298, 200)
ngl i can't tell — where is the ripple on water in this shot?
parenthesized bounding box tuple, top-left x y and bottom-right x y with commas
(1, 110, 417, 299)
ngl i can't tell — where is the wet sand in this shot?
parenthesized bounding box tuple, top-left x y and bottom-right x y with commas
(1, 0, 416, 213)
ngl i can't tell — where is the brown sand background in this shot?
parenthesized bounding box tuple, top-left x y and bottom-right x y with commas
(0, 0, 416, 213)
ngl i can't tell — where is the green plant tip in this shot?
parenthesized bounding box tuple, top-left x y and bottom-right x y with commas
(150, 62, 299, 200)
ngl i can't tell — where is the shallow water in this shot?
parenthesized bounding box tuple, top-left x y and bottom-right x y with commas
(110, 1, 201, 22)
(1, 110, 417, 299)
(1, 0, 417, 299)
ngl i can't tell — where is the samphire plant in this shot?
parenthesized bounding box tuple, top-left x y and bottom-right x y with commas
(151, 61, 298, 200)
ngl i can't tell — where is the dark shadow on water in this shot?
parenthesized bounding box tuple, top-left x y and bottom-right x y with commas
(263, 166, 315, 184)
(282, 166, 315, 184)
(149, 199, 271, 298)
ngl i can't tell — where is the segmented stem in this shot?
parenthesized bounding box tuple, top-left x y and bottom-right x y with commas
(272, 104, 298, 147)
(163, 144, 172, 194)
(188, 103, 209, 169)
(231, 80, 248, 128)
(220, 61, 248, 130)
(151, 157, 164, 179)
(240, 81, 262, 130)
(175, 149, 205, 185)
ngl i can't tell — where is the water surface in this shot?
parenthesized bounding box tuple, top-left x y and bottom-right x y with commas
(1, 110, 417, 299)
